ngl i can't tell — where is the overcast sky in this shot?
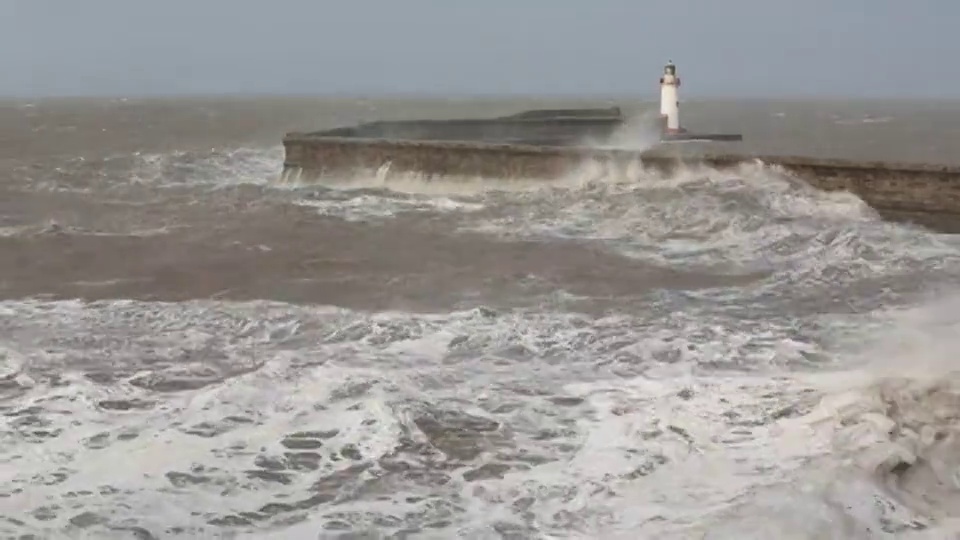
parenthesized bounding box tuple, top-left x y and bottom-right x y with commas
(3, 0, 957, 98)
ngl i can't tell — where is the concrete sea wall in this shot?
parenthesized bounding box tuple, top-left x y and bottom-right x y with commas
(281, 134, 960, 230)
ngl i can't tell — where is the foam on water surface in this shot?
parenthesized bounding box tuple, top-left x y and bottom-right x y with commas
(293, 190, 485, 222)
(5, 139, 960, 538)
(129, 147, 286, 188)
(1, 292, 960, 539)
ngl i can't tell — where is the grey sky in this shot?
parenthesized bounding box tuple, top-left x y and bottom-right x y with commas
(3, 0, 957, 98)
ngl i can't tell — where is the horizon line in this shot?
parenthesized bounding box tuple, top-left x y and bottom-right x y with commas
(3, 91, 960, 103)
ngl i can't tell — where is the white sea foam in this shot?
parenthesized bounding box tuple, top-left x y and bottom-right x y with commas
(293, 191, 485, 222)
(120, 147, 498, 221)
(1, 290, 959, 539)
(128, 146, 285, 188)
(456, 159, 960, 303)
(0, 225, 30, 237)
(0, 298, 825, 537)
(7, 140, 960, 539)
(690, 294, 960, 539)
(835, 116, 895, 126)
(0, 221, 180, 239)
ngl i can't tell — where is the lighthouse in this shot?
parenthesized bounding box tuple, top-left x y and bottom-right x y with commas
(656, 61, 742, 142)
(659, 60, 684, 134)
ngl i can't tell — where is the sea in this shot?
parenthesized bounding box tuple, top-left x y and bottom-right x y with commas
(2, 96, 960, 539)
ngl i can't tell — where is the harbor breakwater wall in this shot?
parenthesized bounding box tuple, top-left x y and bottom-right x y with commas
(281, 134, 960, 230)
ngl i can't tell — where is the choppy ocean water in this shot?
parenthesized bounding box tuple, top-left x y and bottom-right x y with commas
(2, 97, 960, 539)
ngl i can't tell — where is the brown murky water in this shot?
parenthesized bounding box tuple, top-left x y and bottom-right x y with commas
(2, 97, 960, 539)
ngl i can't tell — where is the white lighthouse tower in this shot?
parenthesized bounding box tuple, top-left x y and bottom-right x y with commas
(659, 60, 684, 134)
(656, 61, 743, 142)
